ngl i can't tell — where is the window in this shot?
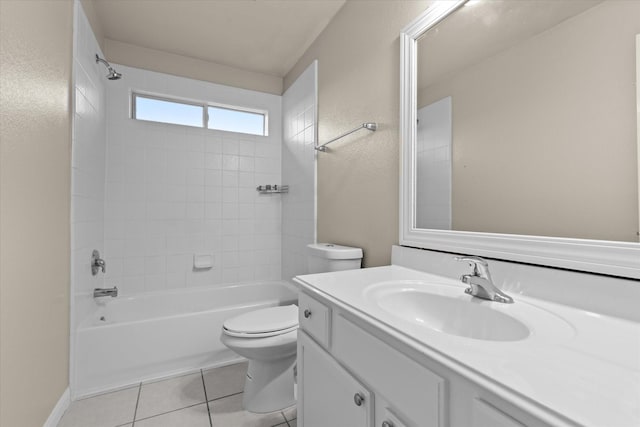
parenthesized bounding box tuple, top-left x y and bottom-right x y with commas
(132, 93, 267, 136)
(208, 106, 265, 136)
(134, 95, 203, 128)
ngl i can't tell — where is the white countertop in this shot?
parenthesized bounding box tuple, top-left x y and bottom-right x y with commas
(294, 265, 640, 427)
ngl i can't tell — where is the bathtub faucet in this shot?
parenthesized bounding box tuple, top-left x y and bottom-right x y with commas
(94, 286, 118, 298)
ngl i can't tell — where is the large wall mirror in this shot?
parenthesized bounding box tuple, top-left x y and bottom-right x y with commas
(400, 0, 640, 278)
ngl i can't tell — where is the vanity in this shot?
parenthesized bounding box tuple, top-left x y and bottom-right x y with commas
(294, 247, 640, 427)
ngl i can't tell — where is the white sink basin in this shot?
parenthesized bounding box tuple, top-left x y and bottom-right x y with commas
(365, 281, 543, 341)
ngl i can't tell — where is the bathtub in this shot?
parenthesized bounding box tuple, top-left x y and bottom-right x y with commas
(74, 281, 298, 398)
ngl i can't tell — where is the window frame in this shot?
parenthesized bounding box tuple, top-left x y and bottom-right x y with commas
(131, 91, 269, 136)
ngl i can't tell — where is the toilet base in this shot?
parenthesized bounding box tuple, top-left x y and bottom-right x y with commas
(242, 354, 296, 413)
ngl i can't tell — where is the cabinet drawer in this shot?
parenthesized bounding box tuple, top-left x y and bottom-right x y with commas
(333, 313, 446, 427)
(298, 292, 331, 348)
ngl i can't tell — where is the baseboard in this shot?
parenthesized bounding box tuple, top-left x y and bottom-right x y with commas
(43, 387, 70, 427)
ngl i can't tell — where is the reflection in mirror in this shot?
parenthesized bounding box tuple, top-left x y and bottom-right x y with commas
(415, 0, 639, 242)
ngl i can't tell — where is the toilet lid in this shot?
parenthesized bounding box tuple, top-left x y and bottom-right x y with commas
(223, 304, 298, 337)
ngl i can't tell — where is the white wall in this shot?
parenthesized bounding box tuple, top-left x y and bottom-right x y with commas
(281, 62, 318, 281)
(104, 66, 282, 293)
(72, 1, 107, 326)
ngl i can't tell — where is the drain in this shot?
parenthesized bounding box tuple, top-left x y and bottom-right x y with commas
(99, 316, 106, 321)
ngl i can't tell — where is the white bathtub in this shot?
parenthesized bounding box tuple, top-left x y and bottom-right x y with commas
(74, 281, 298, 397)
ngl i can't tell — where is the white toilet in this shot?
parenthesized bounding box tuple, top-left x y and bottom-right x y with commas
(220, 243, 363, 413)
(306, 243, 363, 273)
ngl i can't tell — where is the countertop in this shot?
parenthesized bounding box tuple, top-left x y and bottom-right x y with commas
(294, 265, 640, 427)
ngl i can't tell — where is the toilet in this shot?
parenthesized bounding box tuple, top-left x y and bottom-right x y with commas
(306, 243, 363, 273)
(220, 243, 363, 413)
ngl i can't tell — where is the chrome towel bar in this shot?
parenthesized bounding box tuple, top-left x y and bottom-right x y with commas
(315, 122, 377, 152)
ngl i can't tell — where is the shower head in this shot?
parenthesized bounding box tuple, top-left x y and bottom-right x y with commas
(106, 69, 122, 80)
(95, 54, 122, 80)
(363, 122, 377, 131)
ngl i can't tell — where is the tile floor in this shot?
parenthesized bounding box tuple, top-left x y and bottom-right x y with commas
(58, 362, 297, 427)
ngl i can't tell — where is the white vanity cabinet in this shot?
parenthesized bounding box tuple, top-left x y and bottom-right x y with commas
(298, 331, 373, 426)
(298, 291, 445, 427)
(297, 290, 552, 427)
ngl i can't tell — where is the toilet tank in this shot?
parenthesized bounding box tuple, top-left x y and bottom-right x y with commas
(306, 243, 363, 274)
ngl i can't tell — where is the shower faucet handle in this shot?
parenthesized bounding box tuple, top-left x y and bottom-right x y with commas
(91, 249, 106, 275)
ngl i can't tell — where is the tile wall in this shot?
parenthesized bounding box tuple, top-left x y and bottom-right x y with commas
(103, 65, 283, 293)
(72, 1, 107, 314)
(72, 0, 108, 393)
(281, 62, 318, 281)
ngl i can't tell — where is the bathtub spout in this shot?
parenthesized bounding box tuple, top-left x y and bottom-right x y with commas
(94, 286, 118, 298)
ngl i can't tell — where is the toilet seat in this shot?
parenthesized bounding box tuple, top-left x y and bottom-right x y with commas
(223, 304, 298, 338)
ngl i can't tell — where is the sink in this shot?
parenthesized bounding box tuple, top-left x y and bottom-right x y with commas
(364, 281, 530, 341)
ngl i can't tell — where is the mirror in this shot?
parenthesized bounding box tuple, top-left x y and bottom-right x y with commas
(400, 0, 640, 278)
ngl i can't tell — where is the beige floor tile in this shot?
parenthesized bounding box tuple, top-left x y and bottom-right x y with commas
(134, 403, 210, 427)
(209, 393, 287, 427)
(58, 386, 139, 427)
(288, 419, 297, 427)
(136, 372, 206, 420)
(282, 404, 297, 422)
(203, 361, 248, 401)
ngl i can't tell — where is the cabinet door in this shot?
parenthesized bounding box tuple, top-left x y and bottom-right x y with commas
(376, 402, 410, 427)
(299, 331, 373, 427)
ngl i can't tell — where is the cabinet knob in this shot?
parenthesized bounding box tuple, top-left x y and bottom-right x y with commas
(382, 422, 394, 427)
(303, 309, 312, 318)
(353, 392, 365, 406)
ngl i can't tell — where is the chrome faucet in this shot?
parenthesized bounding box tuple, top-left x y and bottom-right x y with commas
(454, 256, 514, 304)
(94, 286, 118, 298)
(91, 250, 106, 275)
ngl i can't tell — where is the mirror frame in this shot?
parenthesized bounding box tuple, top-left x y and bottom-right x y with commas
(399, 0, 640, 279)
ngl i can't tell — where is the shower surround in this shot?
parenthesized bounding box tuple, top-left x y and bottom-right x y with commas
(71, 0, 317, 398)
(103, 65, 283, 293)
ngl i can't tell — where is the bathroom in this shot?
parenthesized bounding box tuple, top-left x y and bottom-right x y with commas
(1, 0, 639, 427)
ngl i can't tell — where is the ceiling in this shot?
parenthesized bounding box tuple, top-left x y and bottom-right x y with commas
(91, 0, 346, 78)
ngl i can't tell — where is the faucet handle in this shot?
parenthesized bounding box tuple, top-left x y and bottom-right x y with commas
(454, 255, 490, 278)
(454, 255, 488, 267)
(91, 250, 106, 275)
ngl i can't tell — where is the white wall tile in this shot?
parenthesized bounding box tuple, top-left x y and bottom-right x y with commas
(72, 3, 106, 306)
(104, 64, 282, 292)
(281, 62, 317, 281)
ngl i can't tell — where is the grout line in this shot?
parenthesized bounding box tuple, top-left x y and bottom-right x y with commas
(134, 402, 208, 423)
(131, 382, 142, 427)
(281, 411, 291, 427)
(201, 369, 213, 427)
(207, 390, 243, 403)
